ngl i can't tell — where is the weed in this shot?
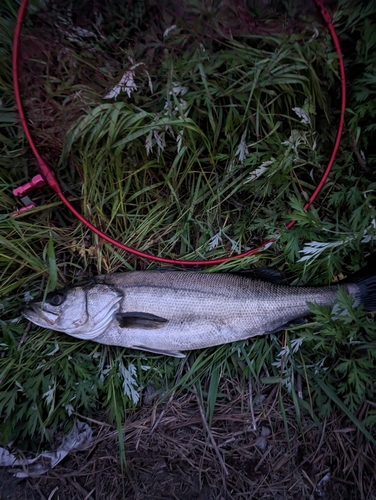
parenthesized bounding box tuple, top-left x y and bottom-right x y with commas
(0, 1, 375, 482)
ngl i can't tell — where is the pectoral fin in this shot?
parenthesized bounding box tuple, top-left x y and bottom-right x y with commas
(115, 312, 168, 329)
(132, 344, 186, 358)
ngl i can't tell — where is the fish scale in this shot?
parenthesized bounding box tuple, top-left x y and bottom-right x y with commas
(92, 271, 342, 355)
(23, 270, 367, 358)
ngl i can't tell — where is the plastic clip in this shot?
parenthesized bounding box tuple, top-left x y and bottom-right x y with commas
(12, 174, 45, 216)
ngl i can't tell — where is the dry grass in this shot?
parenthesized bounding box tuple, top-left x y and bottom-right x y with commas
(3, 380, 375, 499)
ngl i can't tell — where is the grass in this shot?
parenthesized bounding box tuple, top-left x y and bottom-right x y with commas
(1, 0, 376, 497)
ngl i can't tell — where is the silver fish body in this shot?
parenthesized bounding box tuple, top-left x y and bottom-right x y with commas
(22, 270, 363, 357)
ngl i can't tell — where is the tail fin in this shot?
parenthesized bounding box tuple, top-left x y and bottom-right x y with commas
(344, 258, 376, 312)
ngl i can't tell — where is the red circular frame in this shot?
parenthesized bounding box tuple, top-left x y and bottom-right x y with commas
(12, 0, 346, 265)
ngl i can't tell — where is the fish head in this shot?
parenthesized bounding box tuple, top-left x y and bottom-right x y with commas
(22, 284, 123, 340)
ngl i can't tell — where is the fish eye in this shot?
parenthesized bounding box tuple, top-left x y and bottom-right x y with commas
(46, 291, 67, 307)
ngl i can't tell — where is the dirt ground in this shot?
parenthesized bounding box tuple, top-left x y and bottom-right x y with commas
(1, 383, 375, 500)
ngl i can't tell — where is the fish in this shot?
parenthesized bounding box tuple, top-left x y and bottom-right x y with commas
(22, 265, 376, 358)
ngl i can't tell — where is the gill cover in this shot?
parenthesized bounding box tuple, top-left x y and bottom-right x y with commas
(71, 285, 123, 340)
(24, 284, 123, 340)
(64, 284, 123, 340)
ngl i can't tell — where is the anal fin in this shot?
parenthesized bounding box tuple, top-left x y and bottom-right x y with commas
(266, 317, 307, 334)
(132, 344, 186, 358)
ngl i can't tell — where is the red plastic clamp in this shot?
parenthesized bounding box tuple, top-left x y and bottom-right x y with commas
(12, 174, 45, 216)
(13, 174, 45, 197)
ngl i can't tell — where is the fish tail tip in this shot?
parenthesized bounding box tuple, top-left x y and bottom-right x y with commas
(347, 261, 376, 313)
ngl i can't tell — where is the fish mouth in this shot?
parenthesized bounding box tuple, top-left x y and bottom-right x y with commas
(22, 304, 60, 326)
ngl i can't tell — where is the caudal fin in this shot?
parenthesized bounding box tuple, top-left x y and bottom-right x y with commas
(345, 258, 376, 312)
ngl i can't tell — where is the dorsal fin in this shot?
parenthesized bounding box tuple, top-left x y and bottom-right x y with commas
(231, 266, 287, 285)
(155, 265, 287, 284)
